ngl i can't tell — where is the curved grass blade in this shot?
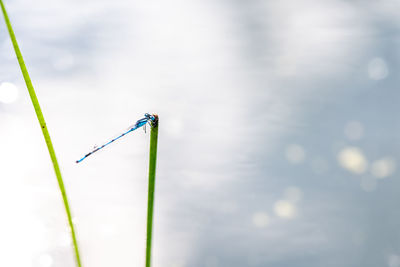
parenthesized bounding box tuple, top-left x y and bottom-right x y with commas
(0, 2, 82, 266)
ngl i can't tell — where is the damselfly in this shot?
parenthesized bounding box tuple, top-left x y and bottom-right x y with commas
(76, 113, 157, 163)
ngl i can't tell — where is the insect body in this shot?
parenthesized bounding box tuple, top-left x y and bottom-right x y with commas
(76, 113, 157, 163)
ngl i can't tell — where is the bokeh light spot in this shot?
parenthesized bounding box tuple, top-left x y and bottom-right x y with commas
(388, 254, 400, 267)
(344, 121, 364, 140)
(284, 187, 303, 203)
(285, 144, 305, 164)
(274, 200, 296, 219)
(368, 57, 388, 80)
(371, 157, 396, 179)
(338, 147, 368, 174)
(0, 82, 19, 104)
(252, 212, 269, 228)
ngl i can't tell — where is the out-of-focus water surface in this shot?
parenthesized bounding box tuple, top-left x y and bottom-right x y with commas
(0, 0, 399, 266)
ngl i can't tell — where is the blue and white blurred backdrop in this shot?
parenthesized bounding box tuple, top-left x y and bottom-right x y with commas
(0, 0, 399, 266)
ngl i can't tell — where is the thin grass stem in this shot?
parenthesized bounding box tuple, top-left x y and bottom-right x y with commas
(145, 115, 159, 267)
(0, 2, 82, 266)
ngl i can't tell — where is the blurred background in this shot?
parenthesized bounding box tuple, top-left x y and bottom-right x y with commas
(0, 0, 399, 266)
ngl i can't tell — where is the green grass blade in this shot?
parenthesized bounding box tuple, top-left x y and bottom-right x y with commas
(146, 116, 159, 267)
(0, 2, 83, 266)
